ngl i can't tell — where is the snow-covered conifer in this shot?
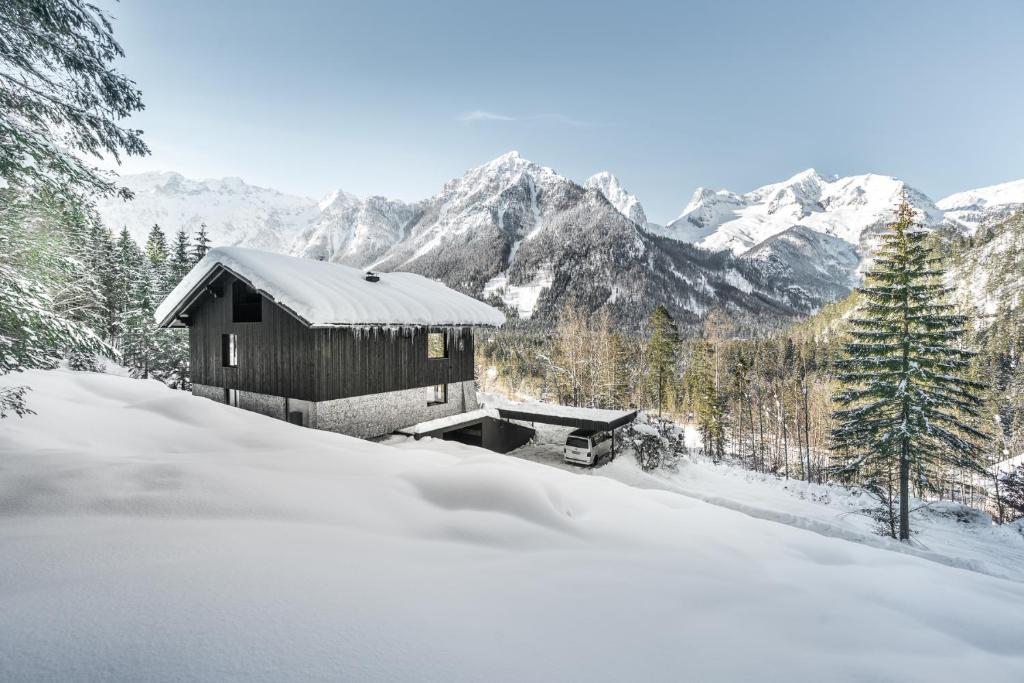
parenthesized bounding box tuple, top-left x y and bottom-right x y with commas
(0, 0, 148, 200)
(191, 223, 211, 264)
(645, 305, 679, 416)
(832, 201, 989, 539)
(169, 229, 193, 284)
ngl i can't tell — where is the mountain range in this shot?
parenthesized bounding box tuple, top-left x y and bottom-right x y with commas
(96, 154, 1024, 328)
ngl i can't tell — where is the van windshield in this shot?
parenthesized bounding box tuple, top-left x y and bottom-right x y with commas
(566, 437, 590, 449)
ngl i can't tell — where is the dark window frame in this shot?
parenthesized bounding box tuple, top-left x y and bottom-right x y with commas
(232, 281, 262, 323)
(222, 333, 238, 367)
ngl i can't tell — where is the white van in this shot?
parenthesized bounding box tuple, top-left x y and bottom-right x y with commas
(563, 429, 613, 466)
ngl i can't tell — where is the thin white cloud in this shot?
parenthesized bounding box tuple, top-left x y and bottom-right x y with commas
(459, 110, 517, 122)
(457, 110, 598, 126)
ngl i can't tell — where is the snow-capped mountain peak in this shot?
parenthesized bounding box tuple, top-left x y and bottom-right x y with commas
(938, 179, 1024, 233)
(585, 171, 647, 226)
(665, 169, 942, 254)
(95, 159, 1024, 328)
(317, 188, 361, 213)
(94, 172, 319, 252)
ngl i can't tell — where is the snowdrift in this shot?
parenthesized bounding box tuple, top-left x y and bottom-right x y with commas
(2, 369, 1024, 682)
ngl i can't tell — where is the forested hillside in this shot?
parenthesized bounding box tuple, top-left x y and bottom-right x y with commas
(477, 208, 1024, 533)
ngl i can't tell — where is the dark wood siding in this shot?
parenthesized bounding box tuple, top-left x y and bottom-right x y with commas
(188, 272, 476, 401)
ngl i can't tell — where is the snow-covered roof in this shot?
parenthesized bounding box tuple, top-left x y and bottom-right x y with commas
(482, 394, 638, 430)
(397, 408, 501, 435)
(155, 247, 506, 328)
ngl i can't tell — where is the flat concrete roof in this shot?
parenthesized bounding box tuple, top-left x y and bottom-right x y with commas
(495, 405, 638, 432)
(395, 408, 498, 437)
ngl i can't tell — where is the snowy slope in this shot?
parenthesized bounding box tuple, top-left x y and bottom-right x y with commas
(665, 169, 944, 255)
(3, 368, 1024, 681)
(948, 210, 1024, 317)
(938, 178, 1024, 233)
(743, 225, 861, 302)
(461, 412, 1024, 583)
(95, 171, 319, 252)
(603, 453, 1024, 583)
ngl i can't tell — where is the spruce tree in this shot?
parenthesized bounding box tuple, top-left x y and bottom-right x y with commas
(145, 224, 168, 257)
(0, 0, 148, 200)
(191, 223, 211, 264)
(687, 340, 725, 460)
(832, 201, 988, 540)
(146, 223, 178, 299)
(110, 227, 143, 344)
(119, 257, 159, 379)
(169, 229, 193, 284)
(645, 305, 679, 416)
(0, 191, 107, 416)
(86, 221, 118, 338)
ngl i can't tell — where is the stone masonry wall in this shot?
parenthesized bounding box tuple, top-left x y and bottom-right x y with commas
(192, 383, 225, 403)
(238, 390, 286, 420)
(313, 381, 478, 439)
(194, 382, 478, 440)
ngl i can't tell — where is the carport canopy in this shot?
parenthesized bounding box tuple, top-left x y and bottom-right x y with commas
(496, 404, 638, 432)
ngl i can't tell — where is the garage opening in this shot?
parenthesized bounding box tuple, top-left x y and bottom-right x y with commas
(441, 422, 483, 448)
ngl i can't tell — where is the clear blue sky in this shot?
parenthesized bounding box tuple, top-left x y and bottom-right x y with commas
(99, 0, 1024, 223)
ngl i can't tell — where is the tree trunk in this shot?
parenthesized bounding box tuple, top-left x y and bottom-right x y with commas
(757, 394, 765, 473)
(802, 384, 812, 482)
(747, 397, 757, 471)
(899, 437, 910, 541)
(780, 392, 789, 480)
(657, 369, 663, 417)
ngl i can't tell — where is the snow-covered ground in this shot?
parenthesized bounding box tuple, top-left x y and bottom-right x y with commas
(604, 452, 1024, 583)
(3, 369, 1024, 682)
(405, 420, 1024, 582)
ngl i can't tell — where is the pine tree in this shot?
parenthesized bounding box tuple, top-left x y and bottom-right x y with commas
(831, 201, 989, 540)
(0, 0, 148, 200)
(997, 465, 1024, 520)
(645, 305, 679, 416)
(0, 191, 108, 416)
(119, 257, 160, 379)
(191, 223, 211, 264)
(687, 340, 725, 460)
(169, 229, 193, 284)
(110, 227, 143, 343)
(86, 221, 118, 338)
(145, 223, 170, 293)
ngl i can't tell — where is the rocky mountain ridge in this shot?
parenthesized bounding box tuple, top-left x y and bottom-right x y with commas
(95, 155, 1024, 328)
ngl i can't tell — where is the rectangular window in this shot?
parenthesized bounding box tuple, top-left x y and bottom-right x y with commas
(222, 333, 238, 367)
(225, 388, 239, 407)
(232, 281, 262, 323)
(427, 383, 447, 405)
(427, 331, 448, 359)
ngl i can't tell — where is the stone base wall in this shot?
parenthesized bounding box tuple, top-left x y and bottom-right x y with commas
(238, 390, 286, 420)
(313, 381, 478, 439)
(193, 381, 479, 440)
(193, 383, 225, 403)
